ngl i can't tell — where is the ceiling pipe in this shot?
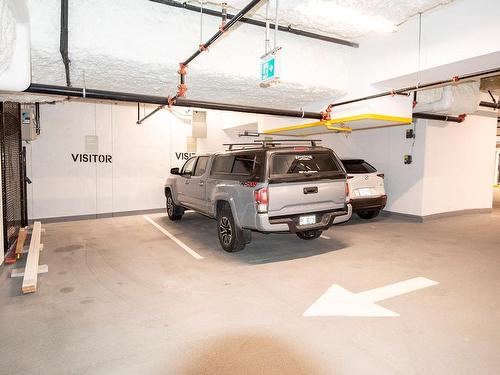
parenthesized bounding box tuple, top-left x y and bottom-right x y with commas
(148, 0, 358, 48)
(182, 0, 262, 66)
(25, 83, 469, 125)
(413, 112, 466, 123)
(327, 67, 500, 110)
(59, 0, 71, 87)
(173, 0, 262, 101)
(25, 83, 323, 119)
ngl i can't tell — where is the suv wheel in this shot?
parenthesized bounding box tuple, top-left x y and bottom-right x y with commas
(295, 230, 323, 240)
(217, 203, 250, 252)
(296, 230, 322, 240)
(166, 190, 183, 221)
(357, 209, 380, 220)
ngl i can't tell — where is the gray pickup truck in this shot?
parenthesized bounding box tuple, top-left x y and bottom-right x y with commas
(164, 140, 348, 252)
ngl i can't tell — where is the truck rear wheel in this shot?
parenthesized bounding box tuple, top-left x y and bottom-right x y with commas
(166, 190, 183, 221)
(217, 203, 250, 252)
(296, 230, 322, 240)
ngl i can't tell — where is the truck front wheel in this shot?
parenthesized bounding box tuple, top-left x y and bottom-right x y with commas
(166, 190, 184, 221)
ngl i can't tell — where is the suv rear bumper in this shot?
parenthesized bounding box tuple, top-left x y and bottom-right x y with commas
(254, 207, 348, 233)
(350, 195, 387, 212)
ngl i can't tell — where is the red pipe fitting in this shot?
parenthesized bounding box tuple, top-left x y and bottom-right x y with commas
(321, 105, 332, 121)
(167, 96, 176, 108)
(177, 84, 188, 98)
(178, 63, 188, 75)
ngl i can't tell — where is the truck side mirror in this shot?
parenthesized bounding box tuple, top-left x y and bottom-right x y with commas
(170, 167, 180, 175)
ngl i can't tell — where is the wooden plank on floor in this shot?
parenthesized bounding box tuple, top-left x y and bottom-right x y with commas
(11, 264, 48, 278)
(22, 244, 43, 254)
(22, 221, 42, 294)
(15, 228, 28, 260)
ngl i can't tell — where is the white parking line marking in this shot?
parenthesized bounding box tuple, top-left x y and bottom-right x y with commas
(304, 277, 439, 317)
(143, 216, 203, 259)
(320, 235, 331, 239)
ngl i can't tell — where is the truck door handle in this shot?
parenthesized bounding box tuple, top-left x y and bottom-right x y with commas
(198, 181, 204, 186)
(303, 186, 318, 194)
(185, 180, 190, 184)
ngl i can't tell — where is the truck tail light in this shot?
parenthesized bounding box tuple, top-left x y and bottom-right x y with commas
(254, 187, 268, 213)
(345, 182, 350, 203)
(377, 173, 385, 179)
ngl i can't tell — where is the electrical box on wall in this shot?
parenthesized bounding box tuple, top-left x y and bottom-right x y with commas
(21, 105, 38, 141)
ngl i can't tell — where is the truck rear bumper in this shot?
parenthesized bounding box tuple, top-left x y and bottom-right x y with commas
(254, 207, 348, 233)
(350, 195, 387, 212)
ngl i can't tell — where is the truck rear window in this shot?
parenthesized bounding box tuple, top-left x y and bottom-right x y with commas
(211, 152, 264, 180)
(271, 153, 342, 176)
(342, 159, 377, 174)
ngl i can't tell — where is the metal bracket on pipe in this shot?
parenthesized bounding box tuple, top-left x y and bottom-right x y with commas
(136, 105, 164, 125)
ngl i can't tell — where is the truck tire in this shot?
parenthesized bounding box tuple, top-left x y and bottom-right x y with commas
(357, 209, 380, 220)
(217, 203, 250, 252)
(296, 230, 322, 240)
(166, 190, 184, 221)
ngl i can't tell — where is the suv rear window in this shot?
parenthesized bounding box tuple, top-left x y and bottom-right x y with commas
(270, 152, 342, 181)
(342, 159, 377, 174)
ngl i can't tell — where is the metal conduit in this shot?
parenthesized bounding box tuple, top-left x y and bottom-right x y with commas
(25, 83, 323, 119)
(59, 0, 71, 87)
(329, 67, 500, 108)
(148, 0, 358, 48)
(182, 0, 262, 66)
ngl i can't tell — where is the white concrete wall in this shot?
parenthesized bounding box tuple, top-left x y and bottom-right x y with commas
(420, 115, 498, 216)
(27, 101, 498, 220)
(320, 123, 426, 216)
(27, 101, 192, 219)
(321, 115, 498, 217)
(353, 0, 500, 89)
(26, 101, 260, 220)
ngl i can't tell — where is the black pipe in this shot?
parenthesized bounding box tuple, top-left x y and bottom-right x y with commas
(59, 0, 71, 87)
(26, 83, 322, 119)
(175, 98, 323, 119)
(148, 0, 358, 48)
(413, 112, 465, 123)
(479, 101, 500, 109)
(182, 0, 262, 66)
(331, 66, 500, 108)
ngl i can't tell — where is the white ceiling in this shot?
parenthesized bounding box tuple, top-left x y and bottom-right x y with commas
(2, 0, 456, 108)
(227, 0, 454, 38)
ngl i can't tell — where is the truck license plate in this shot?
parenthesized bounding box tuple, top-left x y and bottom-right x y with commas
(299, 215, 316, 225)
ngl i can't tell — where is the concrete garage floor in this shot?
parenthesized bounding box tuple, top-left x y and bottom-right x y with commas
(1, 206, 500, 375)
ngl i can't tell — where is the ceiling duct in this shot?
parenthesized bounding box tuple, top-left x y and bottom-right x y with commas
(412, 82, 481, 115)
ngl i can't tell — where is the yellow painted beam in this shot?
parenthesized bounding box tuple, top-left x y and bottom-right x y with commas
(263, 113, 412, 134)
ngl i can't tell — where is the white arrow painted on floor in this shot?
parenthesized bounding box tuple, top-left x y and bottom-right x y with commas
(304, 277, 439, 317)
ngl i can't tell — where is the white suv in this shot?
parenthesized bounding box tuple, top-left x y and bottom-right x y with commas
(342, 159, 387, 219)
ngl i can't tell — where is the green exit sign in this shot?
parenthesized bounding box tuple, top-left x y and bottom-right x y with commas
(261, 56, 276, 82)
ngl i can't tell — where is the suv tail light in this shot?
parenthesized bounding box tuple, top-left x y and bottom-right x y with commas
(345, 182, 350, 203)
(377, 173, 385, 179)
(254, 187, 268, 213)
